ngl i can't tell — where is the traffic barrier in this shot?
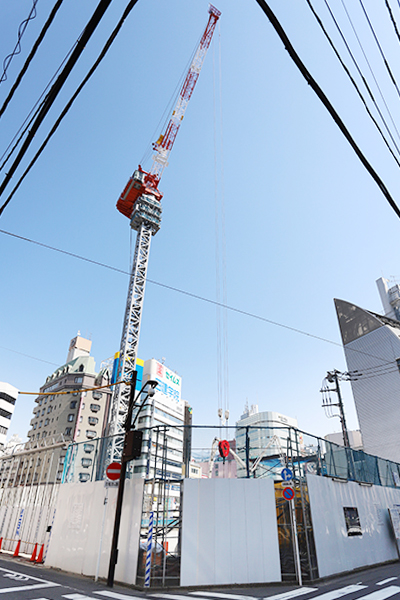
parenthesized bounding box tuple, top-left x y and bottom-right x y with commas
(35, 544, 44, 564)
(13, 540, 20, 558)
(29, 543, 37, 562)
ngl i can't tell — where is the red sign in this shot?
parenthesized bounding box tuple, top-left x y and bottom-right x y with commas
(283, 486, 295, 501)
(106, 462, 121, 481)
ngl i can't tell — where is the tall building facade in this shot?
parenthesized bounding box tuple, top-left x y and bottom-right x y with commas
(133, 358, 184, 480)
(335, 297, 400, 462)
(26, 335, 112, 481)
(0, 382, 18, 448)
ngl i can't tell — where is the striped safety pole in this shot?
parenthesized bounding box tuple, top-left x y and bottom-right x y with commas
(144, 511, 154, 588)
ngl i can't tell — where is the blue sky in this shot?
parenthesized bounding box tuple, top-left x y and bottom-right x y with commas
(1, 0, 400, 449)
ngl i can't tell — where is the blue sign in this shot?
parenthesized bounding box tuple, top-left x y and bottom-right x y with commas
(283, 486, 295, 501)
(281, 467, 293, 481)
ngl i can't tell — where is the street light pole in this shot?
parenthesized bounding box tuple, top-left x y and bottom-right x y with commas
(107, 372, 158, 587)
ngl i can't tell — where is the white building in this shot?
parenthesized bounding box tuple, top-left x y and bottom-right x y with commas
(133, 358, 184, 481)
(325, 430, 363, 450)
(235, 405, 299, 478)
(0, 382, 18, 448)
(335, 295, 400, 462)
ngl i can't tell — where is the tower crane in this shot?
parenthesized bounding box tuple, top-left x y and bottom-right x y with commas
(108, 4, 221, 458)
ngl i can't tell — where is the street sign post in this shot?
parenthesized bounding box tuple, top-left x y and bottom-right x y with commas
(106, 462, 121, 481)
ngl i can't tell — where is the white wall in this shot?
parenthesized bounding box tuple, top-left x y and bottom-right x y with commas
(307, 474, 400, 578)
(180, 478, 281, 587)
(46, 478, 144, 584)
(0, 484, 58, 556)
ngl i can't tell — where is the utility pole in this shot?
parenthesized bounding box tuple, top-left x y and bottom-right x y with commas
(321, 369, 350, 448)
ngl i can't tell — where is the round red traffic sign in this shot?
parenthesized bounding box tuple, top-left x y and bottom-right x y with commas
(106, 462, 121, 481)
(282, 486, 295, 501)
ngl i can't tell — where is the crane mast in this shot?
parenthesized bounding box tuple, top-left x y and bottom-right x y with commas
(108, 5, 221, 458)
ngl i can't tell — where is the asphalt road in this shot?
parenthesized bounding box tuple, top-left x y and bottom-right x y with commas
(0, 555, 399, 600)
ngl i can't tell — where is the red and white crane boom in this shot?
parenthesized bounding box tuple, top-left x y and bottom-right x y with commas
(108, 5, 221, 456)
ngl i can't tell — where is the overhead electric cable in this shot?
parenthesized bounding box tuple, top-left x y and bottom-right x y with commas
(0, 227, 397, 368)
(0, 0, 64, 119)
(0, 0, 140, 217)
(0, 0, 115, 211)
(0, 41, 76, 169)
(385, 0, 400, 46)
(338, 0, 400, 144)
(305, 0, 400, 166)
(0, 0, 39, 83)
(254, 0, 400, 221)
(357, 0, 400, 100)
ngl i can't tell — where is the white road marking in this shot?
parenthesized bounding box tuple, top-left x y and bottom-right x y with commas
(191, 593, 262, 600)
(63, 595, 95, 600)
(307, 585, 368, 600)
(356, 588, 400, 600)
(0, 566, 60, 595)
(260, 589, 319, 600)
(377, 580, 398, 587)
(95, 591, 143, 599)
(0, 582, 60, 594)
(151, 595, 193, 600)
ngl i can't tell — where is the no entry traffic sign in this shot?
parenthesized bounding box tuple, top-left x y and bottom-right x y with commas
(106, 462, 121, 481)
(282, 486, 295, 501)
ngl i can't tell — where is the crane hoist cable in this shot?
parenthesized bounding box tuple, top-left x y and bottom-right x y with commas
(255, 0, 400, 221)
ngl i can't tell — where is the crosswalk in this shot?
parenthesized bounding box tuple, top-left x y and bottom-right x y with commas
(1, 577, 400, 600)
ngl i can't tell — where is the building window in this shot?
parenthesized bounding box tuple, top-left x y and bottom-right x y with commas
(47, 407, 52, 413)
(78, 364, 84, 373)
(86, 430, 97, 439)
(41, 408, 45, 416)
(65, 427, 72, 436)
(67, 414, 74, 422)
(44, 419, 49, 426)
(92, 391, 102, 400)
(38, 421, 42, 428)
(84, 444, 94, 453)
(90, 404, 100, 413)
(79, 472, 90, 482)
(33, 423, 37, 430)
(79, 416, 82, 423)
(0, 392, 16, 405)
(88, 416, 98, 426)
(81, 458, 92, 468)
(70, 400, 77, 409)
(0, 408, 12, 420)
(76, 429, 81, 437)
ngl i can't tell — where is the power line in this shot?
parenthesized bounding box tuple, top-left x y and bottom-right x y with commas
(0, 0, 64, 119)
(0, 0, 114, 210)
(305, 0, 400, 167)
(0, 0, 140, 217)
(1, 227, 398, 369)
(0, 0, 39, 83)
(254, 0, 400, 221)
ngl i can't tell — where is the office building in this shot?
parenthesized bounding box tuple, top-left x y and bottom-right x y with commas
(335, 294, 400, 462)
(0, 382, 18, 448)
(26, 334, 112, 481)
(132, 358, 184, 481)
(235, 405, 298, 478)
